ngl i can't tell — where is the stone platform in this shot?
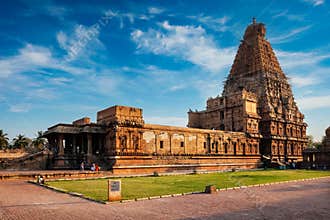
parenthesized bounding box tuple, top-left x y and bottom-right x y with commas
(0, 154, 262, 180)
(0, 170, 114, 181)
(108, 155, 262, 175)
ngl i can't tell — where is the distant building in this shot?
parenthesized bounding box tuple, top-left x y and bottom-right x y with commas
(303, 127, 330, 169)
(44, 19, 308, 174)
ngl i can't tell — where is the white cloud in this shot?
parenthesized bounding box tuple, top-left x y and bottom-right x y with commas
(0, 73, 58, 113)
(269, 25, 312, 44)
(296, 95, 330, 110)
(56, 31, 67, 49)
(138, 14, 149, 20)
(26, 88, 56, 100)
(187, 14, 230, 32)
(120, 65, 185, 91)
(193, 79, 222, 98)
(0, 43, 113, 113)
(302, 0, 324, 6)
(168, 84, 186, 92)
(61, 68, 124, 98)
(49, 77, 72, 85)
(0, 44, 53, 78)
(20, 44, 52, 65)
(92, 75, 120, 95)
(120, 64, 224, 99)
(289, 74, 321, 87)
(23, 2, 69, 20)
(101, 8, 166, 28)
(104, 9, 153, 26)
(56, 24, 104, 61)
(276, 49, 330, 88)
(271, 10, 305, 21)
(148, 7, 165, 14)
(45, 5, 68, 18)
(0, 43, 97, 78)
(131, 21, 235, 72)
(276, 50, 330, 68)
(9, 103, 32, 113)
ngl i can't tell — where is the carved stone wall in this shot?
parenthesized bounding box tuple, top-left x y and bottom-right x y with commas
(97, 105, 144, 127)
(110, 124, 260, 157)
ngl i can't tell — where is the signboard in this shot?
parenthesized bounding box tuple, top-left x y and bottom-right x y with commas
(110, 181, 121, 191)
(108, 180, 121, 202)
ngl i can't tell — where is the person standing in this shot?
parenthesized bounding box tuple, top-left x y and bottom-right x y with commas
(91, 163, 96, 171)
(80, 162, 85, 171)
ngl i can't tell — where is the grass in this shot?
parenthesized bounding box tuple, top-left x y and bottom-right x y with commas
(46, 169, 330, 202)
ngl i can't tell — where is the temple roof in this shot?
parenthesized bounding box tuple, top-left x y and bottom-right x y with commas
(222, 19, 305, 125)
(228, 18, 284, 79)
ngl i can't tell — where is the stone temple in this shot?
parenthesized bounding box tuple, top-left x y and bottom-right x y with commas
(44, 19, 308, 174)
(303, 126, 330, 169)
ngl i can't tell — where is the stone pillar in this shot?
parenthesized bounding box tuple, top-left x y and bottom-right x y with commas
(81, 135, 85, 154)
(128, 131, 132, 153)
(104, 133, 111, 155)
(154, 132, 158, 154)
(72, 135, 77, 156)
(184, 134, 187, 154)
(58, 134, 64, 156)
(169, 133, 172, 154)
(220, 137, 224, 154)
(97, 135, 102, 154)
(139, 131, 143, 153)
(196, 134, 198, 154)
(87, 134, 93, 163)
(49, 136, 55, 152)
(114, 133, 119, 154)
(256, 142, 260, 154)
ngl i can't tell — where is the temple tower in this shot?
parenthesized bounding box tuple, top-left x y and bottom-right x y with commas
(223, 19, 308, 162)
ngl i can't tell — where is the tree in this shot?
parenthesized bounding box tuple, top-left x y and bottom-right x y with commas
(32, 131, 47, 150)
(12, 134, 29, 149)
(314, 136, 326, 149)
(306, 135, 326, 149)
(307, 135, 314, 148)
(0, 129, 9, 150)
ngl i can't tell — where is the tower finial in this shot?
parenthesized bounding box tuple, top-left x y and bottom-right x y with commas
(252, 17, 256, 24)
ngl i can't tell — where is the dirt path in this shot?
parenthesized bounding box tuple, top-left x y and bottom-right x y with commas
(0, 178, 329, 220)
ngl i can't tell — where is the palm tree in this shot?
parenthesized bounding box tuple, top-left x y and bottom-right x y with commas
(0, 129, 9, 150)
(12, 134, 29, 149)
(32, 131, 47, 150)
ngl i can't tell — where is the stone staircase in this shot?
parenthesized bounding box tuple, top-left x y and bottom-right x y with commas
(0, 149, 53, 170)
(262, 155, 288, 169)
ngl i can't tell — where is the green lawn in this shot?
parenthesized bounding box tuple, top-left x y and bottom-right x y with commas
(46, 169, 330, 202)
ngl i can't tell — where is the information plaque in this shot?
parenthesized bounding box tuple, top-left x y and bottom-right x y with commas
(108, 180, 121, 202)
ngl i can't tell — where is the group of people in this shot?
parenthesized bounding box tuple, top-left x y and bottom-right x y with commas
(35, 162, 100, 184)
(80, 162, 100, 172)
(90, 163, 100, 171)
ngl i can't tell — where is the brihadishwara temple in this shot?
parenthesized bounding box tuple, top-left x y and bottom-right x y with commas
(44, 19, 308, 174)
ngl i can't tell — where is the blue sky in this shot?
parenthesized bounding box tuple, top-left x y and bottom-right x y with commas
(0, 0, 329, 141)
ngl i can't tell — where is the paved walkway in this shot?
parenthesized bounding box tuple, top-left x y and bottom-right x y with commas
(0, 178, 329, 220)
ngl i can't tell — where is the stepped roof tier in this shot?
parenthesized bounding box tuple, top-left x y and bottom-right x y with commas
(223, 19, 305, 126)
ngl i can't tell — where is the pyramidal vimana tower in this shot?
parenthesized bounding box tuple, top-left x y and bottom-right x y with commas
(44, 19, 307, 173)
(188, 18, 308, 162)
